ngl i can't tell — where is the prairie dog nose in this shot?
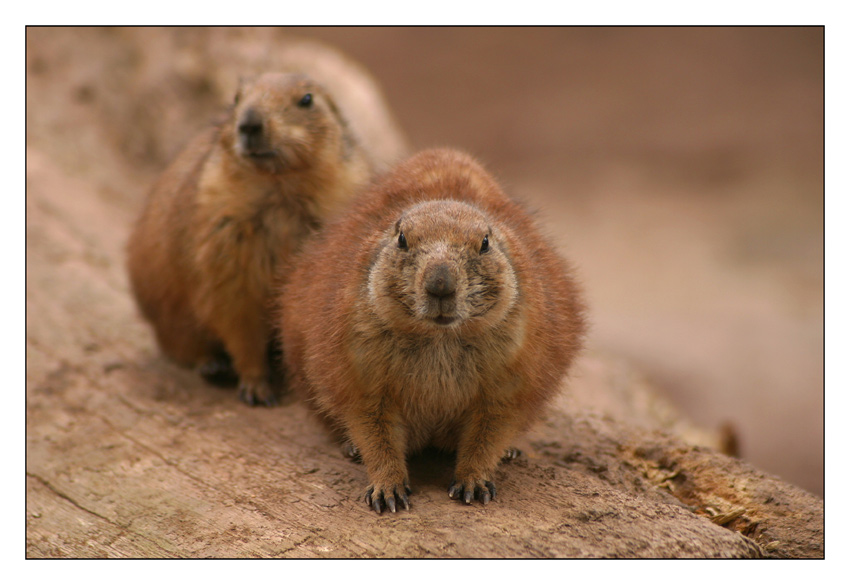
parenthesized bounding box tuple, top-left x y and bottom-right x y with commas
(238, 108, 264, 149)
(425, 263, 457, 298)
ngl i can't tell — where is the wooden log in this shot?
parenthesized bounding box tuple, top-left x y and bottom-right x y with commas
(26, 149, 822, 558)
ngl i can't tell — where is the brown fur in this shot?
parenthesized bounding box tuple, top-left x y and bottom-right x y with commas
(279, 148, 586, 512)
(127, 72, 397, 405)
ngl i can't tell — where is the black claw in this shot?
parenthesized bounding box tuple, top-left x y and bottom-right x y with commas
(448, 479, 498, 506)
(238, 384, 278, 407)
(404, 481, 412, 495)
(463, 488, 473, 505)
(367, 485, 411, 514)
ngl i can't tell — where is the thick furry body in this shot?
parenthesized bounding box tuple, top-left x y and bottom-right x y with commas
(127, 72, 404, 405)
(279, 148, 586, 512)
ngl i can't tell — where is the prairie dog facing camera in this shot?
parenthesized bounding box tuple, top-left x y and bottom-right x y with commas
(279, 148, 586, 512)
(127, 71, 406, 406)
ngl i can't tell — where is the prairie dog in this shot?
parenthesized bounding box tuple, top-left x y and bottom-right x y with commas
(127, 71, 406, 405)
(279, 148, 586, 511)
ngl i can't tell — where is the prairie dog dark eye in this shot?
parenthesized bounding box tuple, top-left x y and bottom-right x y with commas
(398, 231, 408, 250)
(298, 93, 313, 108)
(480, 235, 490, 253)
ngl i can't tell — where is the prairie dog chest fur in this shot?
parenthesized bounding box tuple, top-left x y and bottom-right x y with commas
(353, 323, 523, 450)
(396, 339, 479, 447)
(192, 153, 317, 294)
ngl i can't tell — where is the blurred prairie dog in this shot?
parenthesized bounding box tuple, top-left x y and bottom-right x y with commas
(127, 69, 407, 406)
(279, 148, 586, 512)
(275, 40, 409, 173)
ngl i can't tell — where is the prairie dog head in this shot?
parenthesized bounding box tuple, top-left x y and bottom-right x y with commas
(367, 200, 519, 335)
(229, 73, 348, 174)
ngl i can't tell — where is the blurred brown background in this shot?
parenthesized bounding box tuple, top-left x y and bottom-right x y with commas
(26, 27, 823, 495)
